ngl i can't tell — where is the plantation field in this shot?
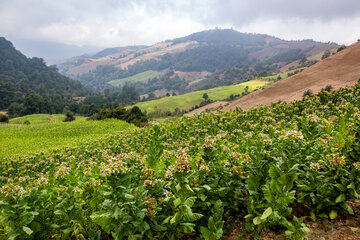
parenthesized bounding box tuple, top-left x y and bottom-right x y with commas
(108, 70, 161, 86)
(1, 84, 360, 239)
(134, 79, 269, 113)
(0, 117, 135, 159)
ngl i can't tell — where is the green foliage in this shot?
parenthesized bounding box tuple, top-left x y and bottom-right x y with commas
(303, 89, 314, 98)
(1, 84, 360, 239)
(0, 116, 134, 158)
(337, 45, 347, 52)
(200, 200, 224, 240)
(133, 79, 269, 115)
(0, 114, 9, 123)
(63, 111, 75, 122)
(322, 50, 330, 60)
(88, 105, 148, 127)
(0, 37, 89, 111)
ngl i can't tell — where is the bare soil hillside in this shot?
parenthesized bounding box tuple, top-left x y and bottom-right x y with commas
(223, 41, 360, 111)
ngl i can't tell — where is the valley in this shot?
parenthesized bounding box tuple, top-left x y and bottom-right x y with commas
(1, 25, 360, 240)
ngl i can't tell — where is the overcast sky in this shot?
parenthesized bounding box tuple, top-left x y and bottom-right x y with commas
(1, 0, 360, 59)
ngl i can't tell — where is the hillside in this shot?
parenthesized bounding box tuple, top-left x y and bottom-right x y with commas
(223, 41, 360, 111)
(58, 29, 336, 94)
(0, 37, 89, 111)
(133, 79, 269, 116)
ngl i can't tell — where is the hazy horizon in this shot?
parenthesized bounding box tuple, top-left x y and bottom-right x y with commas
(1, 0, 359, 60)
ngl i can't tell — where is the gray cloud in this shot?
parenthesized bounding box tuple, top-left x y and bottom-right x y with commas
(1, 0, 359, 59)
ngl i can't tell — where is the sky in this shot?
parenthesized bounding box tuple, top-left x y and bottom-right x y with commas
(1, 0, 360, 60)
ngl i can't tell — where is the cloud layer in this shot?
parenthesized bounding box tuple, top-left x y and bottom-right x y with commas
(1, 0, 359, 58)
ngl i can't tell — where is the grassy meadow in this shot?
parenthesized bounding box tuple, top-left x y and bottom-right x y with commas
(133, 79, 269, 113)
(0, 115, 135, 159)
(108, 70, 161, 86)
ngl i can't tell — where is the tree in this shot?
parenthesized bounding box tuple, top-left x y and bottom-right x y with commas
(23, 93, 45, 114)
(203, 93, 209, 100)
(63, 111, 75, 122)
(321, 50, 330, 60)
(300, 56, 307, 64)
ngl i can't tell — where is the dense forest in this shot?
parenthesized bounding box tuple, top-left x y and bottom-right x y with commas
(0, 37, 141, 117)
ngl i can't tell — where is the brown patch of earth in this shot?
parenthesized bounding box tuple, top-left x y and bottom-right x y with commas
(49, 116, 55, 124)
(224, 200, 360, 240)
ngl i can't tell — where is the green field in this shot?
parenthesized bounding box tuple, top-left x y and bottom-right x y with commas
(1, 85, 360, 239)
(0, 116, 135, 159)
(134, 79, 269, 113)
(108, 70, 161, 86)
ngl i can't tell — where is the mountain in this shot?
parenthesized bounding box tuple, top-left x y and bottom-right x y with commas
(6, 36, 102, 62)
(0, 37, 89, 112)
(57, 29, 337, 95)
(223, 41, 360, 111)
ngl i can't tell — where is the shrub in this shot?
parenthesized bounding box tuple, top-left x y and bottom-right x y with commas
(23, 120, 30, 125)
(0, 114, 9, 123)
(303, 89, 314, 98)
(63, 111, 76, 122)
(323, 85, 333, 92)
(337, 45, 346, 52)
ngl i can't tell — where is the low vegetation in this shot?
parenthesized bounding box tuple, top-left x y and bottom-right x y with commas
(1, 83, 360, 239)
(108, 70, 161, 87)
(0, 116, 135, 159)
(134, 79, 269, 117)
(88, 105, 148, 127)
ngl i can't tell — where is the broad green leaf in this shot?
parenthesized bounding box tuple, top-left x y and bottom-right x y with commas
(185, 184, 193, 192)
(22, 226, 33, 235)
(202, 184, 211, 191)
(184, 197, 197, 207)
(162, 216, 171, 224)
(175, 184, 181, 192)
(269, 165, 281, 179)
(54, 210, 65, 215)
(179, 222, 195, 233)
(342, 202, 354, 215)
(347, 182, 355, 189)
(199, 194, 207, 202)
(334, 184, 346, 192)
(260, 207, 272, 220)
(329, 210, 337, 219)
(253, 216, 262, 225)
(174, 198, 182, 208)
(114, 206, 121, 220)
(335, 194, 346, 203)
(170, 213, 179, 224)
(29, 211, 39, 216)
(123, 193, 134, 200)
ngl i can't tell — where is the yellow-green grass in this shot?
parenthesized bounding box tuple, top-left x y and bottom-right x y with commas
(133, 79, 270, 113)
(9, 114, 87, 125)
(0, 118, 135, 159)
(108, 70, 161, 86)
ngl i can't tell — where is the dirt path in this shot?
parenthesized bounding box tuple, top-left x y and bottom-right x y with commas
(49, 116, 55, 123)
